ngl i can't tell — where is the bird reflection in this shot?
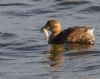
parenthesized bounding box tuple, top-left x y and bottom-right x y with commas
(65, 43, 94, 50)
(47, 43, 94, 67)
(46, 44, 94, 79)
(47, 44, 65, 67)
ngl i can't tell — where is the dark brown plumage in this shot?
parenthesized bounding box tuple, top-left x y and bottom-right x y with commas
(41, 20, 95, 44)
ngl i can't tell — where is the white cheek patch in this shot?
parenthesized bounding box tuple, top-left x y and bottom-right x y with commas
(43, 29, 49, 41)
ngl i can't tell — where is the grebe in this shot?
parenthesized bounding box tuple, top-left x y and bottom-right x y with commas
(41, 20, 95, 44)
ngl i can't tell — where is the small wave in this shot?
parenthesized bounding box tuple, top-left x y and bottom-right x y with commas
(79, 6, 100, 13)
(8, 44, 48, 51)
(1, 8, 56, 17)
(31, 0, 43, 2)
(0, 41, 25, 48)
(35, 73, 49, 77)
(50, 1, 90, 11)
(29, 8, 56, 15)
(54, 0, 62, 2)
(73, 64, 100, 73)
(0, 3, 32, 7)
(64, 51, 100, 57)
(0, 43, 11, 47)
(0, 32, 16, 38)
(57, 1, 90, 6)
(83, 65, 100, 71)
(0, 33, 17, 48)
(1, 11, 32, 17)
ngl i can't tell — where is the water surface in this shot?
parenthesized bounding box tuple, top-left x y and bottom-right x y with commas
(0, 0, 100, 79)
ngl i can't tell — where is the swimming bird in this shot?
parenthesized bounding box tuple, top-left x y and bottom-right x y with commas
(41, 20, 95, 44)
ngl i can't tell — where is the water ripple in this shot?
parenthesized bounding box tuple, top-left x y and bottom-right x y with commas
(64, 51, 100, 57)
(73, 64, 100, 73)
(83, 65, 100, 71)
(0, 3, 32, 7)
(7, 44, 48, 51)
(1, 8, 56, 17)
(79, 5, 100, 13)
(29, 8, 56, 15)
(57, 1, 90, 6)
(0, 32, 16, 37)
(1, 11, 33, 17)
(49, 1, 91, 12)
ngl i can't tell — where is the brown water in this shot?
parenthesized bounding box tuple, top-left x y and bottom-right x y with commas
(0, 0, 100, 79)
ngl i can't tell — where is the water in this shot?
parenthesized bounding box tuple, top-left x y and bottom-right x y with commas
(0, 0, 100, 79)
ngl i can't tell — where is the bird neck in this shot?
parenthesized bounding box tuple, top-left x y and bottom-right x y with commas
(49, 29, 62, 43)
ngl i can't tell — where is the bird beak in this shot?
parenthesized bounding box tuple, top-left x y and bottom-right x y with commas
(40, 27, 49, 41)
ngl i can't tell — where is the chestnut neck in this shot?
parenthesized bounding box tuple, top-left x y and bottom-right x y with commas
(52, 29, 62, 36)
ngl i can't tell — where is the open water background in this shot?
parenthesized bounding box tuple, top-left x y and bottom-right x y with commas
(0, 0, 100, 79)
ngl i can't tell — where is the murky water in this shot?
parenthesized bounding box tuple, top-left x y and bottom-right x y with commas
(0, 0, 100, 79)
